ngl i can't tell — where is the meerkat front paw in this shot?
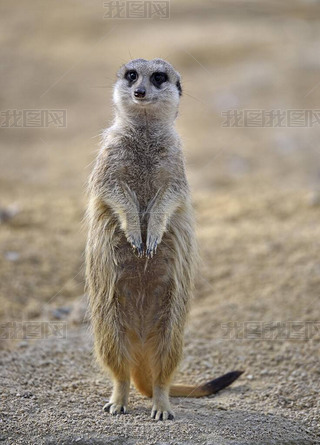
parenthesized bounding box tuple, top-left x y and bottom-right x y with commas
(146, 233, 159, 258)
(127, 232, 143, 257)
(103, 401, 127, 415)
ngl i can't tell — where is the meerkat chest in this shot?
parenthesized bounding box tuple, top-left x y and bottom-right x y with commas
(119, 144, 171, 204)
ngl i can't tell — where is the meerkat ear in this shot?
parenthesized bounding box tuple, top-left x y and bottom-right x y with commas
(176, 80, 182, 96)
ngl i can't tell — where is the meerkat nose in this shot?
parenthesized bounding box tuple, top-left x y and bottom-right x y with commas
(134, 87, 146, 99)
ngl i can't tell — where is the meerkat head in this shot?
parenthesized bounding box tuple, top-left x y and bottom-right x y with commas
(113, 58, 182, 122)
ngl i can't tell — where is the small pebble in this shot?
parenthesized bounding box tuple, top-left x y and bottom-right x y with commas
(4, 251, 20, 262)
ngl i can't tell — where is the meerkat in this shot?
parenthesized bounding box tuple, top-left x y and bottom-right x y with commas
(85, 58, 243, 421)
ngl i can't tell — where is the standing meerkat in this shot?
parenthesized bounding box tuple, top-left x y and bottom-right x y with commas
(86, 58, 243, 420)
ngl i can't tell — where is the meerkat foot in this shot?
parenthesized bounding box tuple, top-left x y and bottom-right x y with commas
(151, 386, 174, 420)
(103, 380, 130, 415)
(103, 401, 127, 415)
(151, 405, 175, 421)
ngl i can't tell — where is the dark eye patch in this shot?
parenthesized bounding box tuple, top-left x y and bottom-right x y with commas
(151, 72, 168, 88)
(125, 70, 138, 83)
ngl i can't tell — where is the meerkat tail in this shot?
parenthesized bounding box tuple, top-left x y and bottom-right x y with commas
(169, 370, 244, 397)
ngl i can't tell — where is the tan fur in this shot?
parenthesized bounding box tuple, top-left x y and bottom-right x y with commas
(85, 59, 242, 420)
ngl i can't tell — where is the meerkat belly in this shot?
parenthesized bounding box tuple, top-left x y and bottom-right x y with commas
(114, 230, 176, 338)
(115, 231, 174, 295)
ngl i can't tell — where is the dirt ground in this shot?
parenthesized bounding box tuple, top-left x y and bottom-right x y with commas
(1, 0, 320, 444)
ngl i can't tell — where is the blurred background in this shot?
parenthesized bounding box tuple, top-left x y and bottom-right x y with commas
(1, 0, 320, 344)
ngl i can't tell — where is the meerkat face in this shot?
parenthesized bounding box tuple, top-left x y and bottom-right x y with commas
(113, 58, 182, 115)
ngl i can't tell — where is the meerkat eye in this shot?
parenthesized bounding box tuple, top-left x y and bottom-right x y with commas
(125, 70, 138, 82)
(151, 72, 168, 87)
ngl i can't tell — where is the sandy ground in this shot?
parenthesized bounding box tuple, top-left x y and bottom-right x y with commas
(1, 0, 320, 443)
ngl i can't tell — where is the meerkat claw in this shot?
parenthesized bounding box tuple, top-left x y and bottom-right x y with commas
(137, 243, 144, 257)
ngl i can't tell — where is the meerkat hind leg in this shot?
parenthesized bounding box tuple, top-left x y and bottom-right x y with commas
(151, 384, 175, 421)
(150, 340, 178, 420)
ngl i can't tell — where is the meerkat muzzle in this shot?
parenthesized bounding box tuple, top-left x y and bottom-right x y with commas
(134, 87, 146, 98)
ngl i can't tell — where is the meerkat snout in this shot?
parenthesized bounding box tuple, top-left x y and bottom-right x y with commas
(133, 86, 146, 99)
